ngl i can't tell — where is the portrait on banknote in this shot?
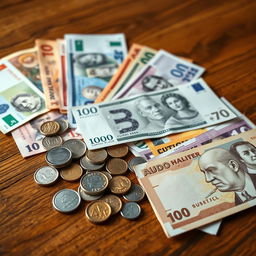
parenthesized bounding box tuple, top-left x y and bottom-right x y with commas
(199, 142, 256, 206)
(142, 75, 174, 92)
(161, 92, 204, 129)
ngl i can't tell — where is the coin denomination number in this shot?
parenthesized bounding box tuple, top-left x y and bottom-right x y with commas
(77, 107, 98, 116)
(89, 135, 113, 145)
(25, 142, 40, 152)
(167, 208, 190, 223)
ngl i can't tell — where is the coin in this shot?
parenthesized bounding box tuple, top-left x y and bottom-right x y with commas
(34, 166, 59, 186)
(60, 163, 83, 181)
(62, 139, 86, 159)
(42, 135, 63, 151)
(123, 184, 145, 202)
(128, 157, 147, 172)
(80, 172, 108, 195)
(108, 176, 131, 195)
(106, 158, 128, 175)
(107, 144, 129, 158)
(101, 171, 112, 181)
(56, 119, 69, 134)
(45, 146, 72, 168)
(78, 186, 103, 201)
(52, 189, 81, 213)
(101, 194, 122, 215)
(80, 156, 105, 171)
(40, 121, 60, 136)
(85, 201, 111, 223)
(86, 149, 108, 164)
(120, 202, 141, 220)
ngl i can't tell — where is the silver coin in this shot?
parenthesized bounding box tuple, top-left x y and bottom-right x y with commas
(80, 172, 108, 195)
(123, 184, 145, 202)
(45, 146, 72, 168)
(120, 202, 141, 220)
(80, 156, 105, 171)
(101, 171, 112, 181)
(42, 135, 63, 151)
(56, 119, 69, 134)
(52, 189, 81, 213)
(128, 157, 147, 172)
(34, 166, 59, 186)
(78, 186, 103, 201)
(62, 139, 86, 159)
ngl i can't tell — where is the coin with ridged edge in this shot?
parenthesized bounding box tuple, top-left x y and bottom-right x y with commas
(80, 172, 108, 195)
(78, 186, 103, 201)
(42, 135, 63, 151)
(108, 175, 131, 195)
(85, 201, 112, 223)
(45, 146, 72, 168)
(52, 189, 81, 213)
(101, 194, 122, 215)
(128, 157, 147, 172)
(86, 149, 108, 164)
(120, 202, 141, 220)
(34, 166, 59, 186)
(101, 171, 112, 181)
(62, 139, 86, 159)
(60, 163, 83, 181)
(123, 184, 145, 202)
(106, 158, 128, 175)
(107, 144, 129, 158)
(40, 120, 60, 136)
(80, 156, 105, 171)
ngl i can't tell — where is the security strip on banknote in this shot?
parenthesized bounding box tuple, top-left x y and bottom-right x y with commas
(72, 78, 238, 150)
(0, 60, 48, 134)
(133, 129, 256, 237)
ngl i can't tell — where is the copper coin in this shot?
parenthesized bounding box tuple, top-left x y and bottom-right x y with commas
(86, 149, 108, 164)
(60, 163, 83, 181)
(106, 158, 128, 175)
(108, 176, 131, 195)
(107, 144, 129, 158)
(101, 194, 122, 215)
(40, 121, 60, 136)
(42, 135, 63, 151)
(85, 201, 111, 223)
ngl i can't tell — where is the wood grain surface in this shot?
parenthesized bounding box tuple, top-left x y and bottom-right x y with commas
(0, 0, 256, 255)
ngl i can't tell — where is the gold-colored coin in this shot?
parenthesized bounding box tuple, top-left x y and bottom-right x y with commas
(101, 194, 122, 215)
(85, 201, 112, 223)
(60, 163, 83, 181)
(108, 176, 131, 195)
(107, 144, 129, 158)
(40, 121, 60, 136)
(106, 158, 128, 175)
(86, 149, 108, 164)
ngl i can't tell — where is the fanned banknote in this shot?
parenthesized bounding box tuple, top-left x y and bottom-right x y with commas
(36, 39, 60, 109)
(113, 49, 205, 99)
(3, 47, 43, 92)
(0, 60, 48, 134)
(12, 111, 82, 157)
(95, 44, 144, 103)
(57, 39, 68, 113)
(72, 78, 237, 149)
(134, 129, 256, 237)
(65, 33, 127, 126)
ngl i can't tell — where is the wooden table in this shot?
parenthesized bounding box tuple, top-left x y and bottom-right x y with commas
(0, 0, 255, 255)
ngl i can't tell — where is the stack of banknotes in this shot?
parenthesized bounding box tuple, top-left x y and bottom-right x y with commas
(0, 33, 255, 237)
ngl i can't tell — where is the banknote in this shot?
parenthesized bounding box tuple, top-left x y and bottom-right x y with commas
(3, 47, 43, 92)
(134, 129, 256, 237)
(72, 78, 237, 149)
(113, 50, 205, 99)
(57, 39, 68, 113)
(12, 111, 82, 157)
(95, 44, 144, 103)
(65, 33, 127, 126)
(0, 60, 48, 134)
(102, 45, 157, 102)
(36, 39, 60, 109)
(129, 128, 208, 160)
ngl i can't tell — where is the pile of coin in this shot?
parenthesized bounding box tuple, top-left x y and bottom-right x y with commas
(34, 120, 147, 223)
